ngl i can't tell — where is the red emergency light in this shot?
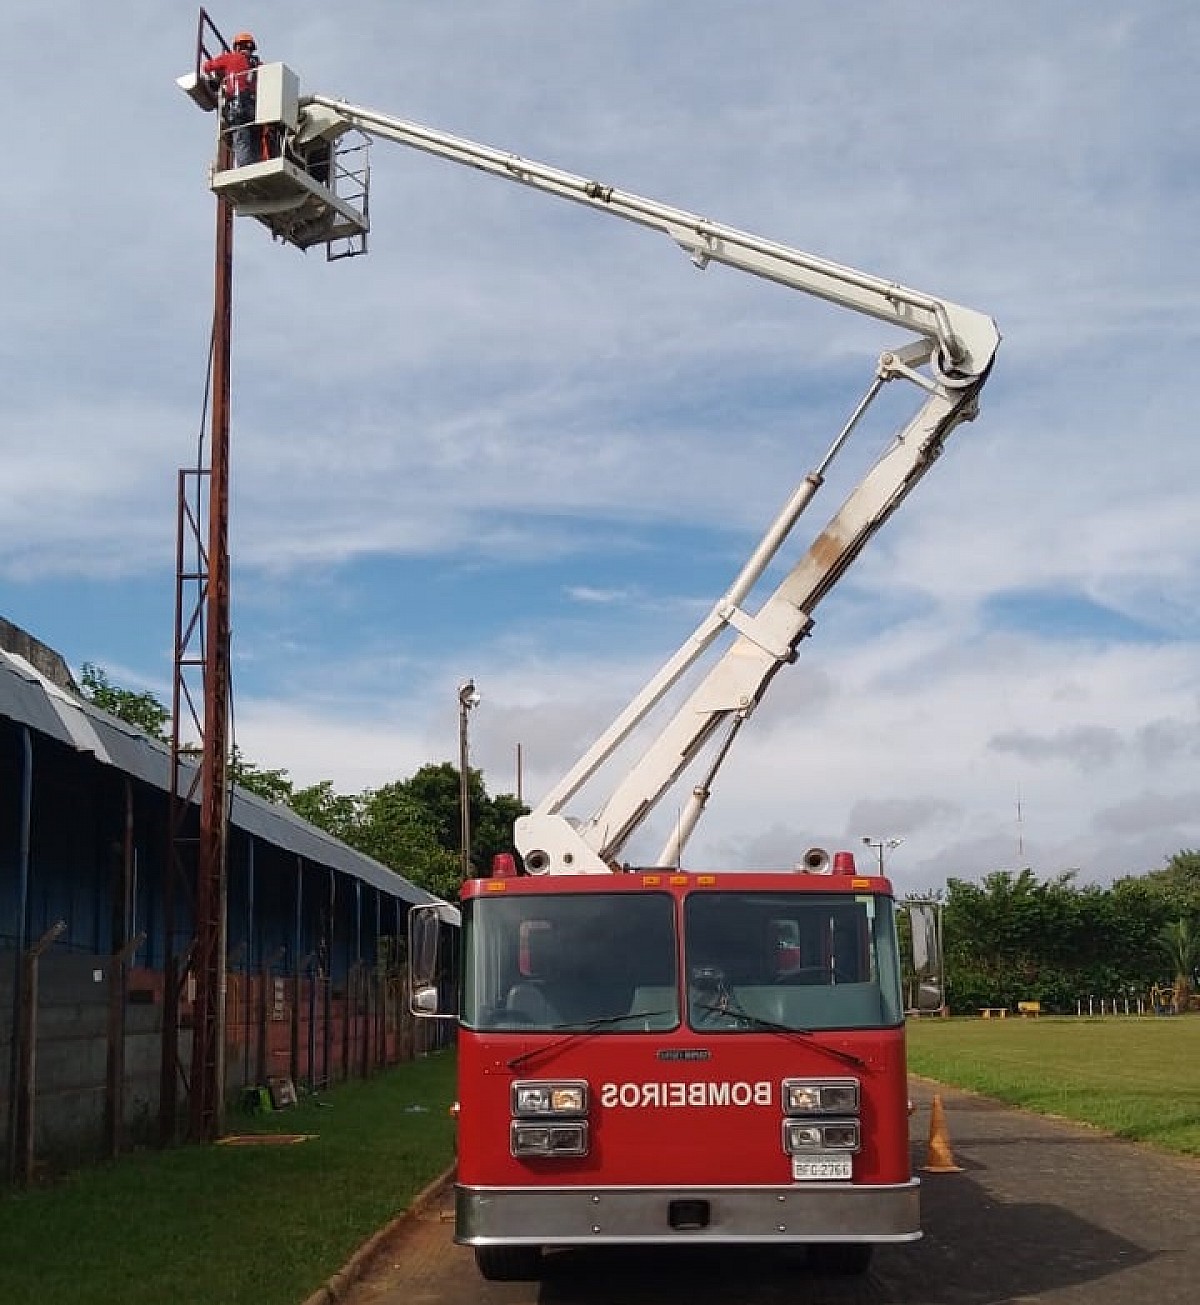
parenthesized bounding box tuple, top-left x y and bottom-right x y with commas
(491, 853, 519, 878)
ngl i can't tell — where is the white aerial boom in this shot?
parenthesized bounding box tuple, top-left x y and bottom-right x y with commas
(181, 58, 1000, 877)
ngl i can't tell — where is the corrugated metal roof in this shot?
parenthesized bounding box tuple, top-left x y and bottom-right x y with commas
(0, 646, 455, 915)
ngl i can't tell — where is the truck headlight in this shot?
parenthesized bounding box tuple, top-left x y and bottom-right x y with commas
(511, 1121, 589, 1157)
(784, 1119, 860, 1152)
(511, 1079, 588, 1117)
(782, 1077, 859, 1115)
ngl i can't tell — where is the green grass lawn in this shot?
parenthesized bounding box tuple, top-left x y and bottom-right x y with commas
(907, 1015, 1200, 1157)
(0, 1050, 458, 1305)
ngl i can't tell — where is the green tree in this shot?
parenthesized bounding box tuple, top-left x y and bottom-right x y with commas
(354, 783, 461, 902)
(229, 745, 294, 804)
(944, 869, 1070, 1009)
(942, 868, 1161, 1013)
(284, 764, 529, 901)
(79, 662, 169, 740)
(392, 763, 464, 851)
(286, 779, 458, 898)
(289, 780, 362, 843)
(1139, 851, 1200, 917)
(1159, 917, 1199, 1013)
(390, 762, 528, 877)
(1107, 874, 1175, 982)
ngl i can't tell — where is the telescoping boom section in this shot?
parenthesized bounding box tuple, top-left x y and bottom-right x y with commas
(178, 66, 998, 873)
(294, 97, 1000, 877)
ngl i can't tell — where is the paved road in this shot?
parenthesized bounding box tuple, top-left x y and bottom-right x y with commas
(338, 1080, 1199, 1304)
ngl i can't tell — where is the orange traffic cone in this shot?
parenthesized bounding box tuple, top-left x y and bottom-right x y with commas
(921, 1094, 963, 1173)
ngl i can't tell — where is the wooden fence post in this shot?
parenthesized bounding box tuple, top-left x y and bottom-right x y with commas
(105, 932, 146, 1159)
(15, 922, 66, 1185)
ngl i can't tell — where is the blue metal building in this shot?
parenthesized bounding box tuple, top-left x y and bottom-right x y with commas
(0, 626, 456, 1172)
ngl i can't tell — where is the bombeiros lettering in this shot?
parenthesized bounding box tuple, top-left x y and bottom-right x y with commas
(600, 1081, 773, 1108)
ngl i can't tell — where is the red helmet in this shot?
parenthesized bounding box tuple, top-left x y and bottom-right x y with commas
(232, 31, 256, 50)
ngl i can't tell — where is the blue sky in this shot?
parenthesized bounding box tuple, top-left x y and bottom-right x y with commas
(3, 1, 1198, 895)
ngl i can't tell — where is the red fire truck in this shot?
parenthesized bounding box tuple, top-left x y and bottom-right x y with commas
(179, 33, 997, 1281)
(347, 103, 997, 1275)
(438, 860, 919, 1280)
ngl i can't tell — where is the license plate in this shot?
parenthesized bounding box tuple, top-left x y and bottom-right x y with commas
(792, 1154, 852, 1181)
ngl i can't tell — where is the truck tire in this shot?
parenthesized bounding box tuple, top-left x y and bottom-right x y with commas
(808, 1243, 873, 1275)
(474, 1245, 543, 1281)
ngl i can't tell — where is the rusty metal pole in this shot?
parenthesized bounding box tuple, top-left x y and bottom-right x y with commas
(191, 140, 235, 1144)
(161, 467, 188, 1145)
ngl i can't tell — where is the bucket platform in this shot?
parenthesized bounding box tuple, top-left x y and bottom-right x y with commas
(179, 51, 371, 259)
(210, 152, 369, 255)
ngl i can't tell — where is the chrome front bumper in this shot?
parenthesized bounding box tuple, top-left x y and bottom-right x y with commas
(457, 1179, 921, 1246)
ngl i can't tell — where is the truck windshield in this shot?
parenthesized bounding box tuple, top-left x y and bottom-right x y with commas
(684, 891, 903, 1031)
(462, 892, 679, 1031)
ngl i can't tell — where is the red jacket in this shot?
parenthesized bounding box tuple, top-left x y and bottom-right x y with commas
(202, 49, 258, 98)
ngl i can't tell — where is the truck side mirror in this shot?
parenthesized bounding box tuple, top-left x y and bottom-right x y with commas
(915, 980, 944, 1013)
(412, 984, 440, 1016)
(906, 901, 944, 1012)
(408, 905, 452, 1019)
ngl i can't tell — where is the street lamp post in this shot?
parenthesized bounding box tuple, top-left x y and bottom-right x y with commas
(458, 680, 481, 880)
(861, 835, 903, 875)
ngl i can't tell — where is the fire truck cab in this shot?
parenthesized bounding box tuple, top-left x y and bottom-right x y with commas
(422, 862, 917, 1280)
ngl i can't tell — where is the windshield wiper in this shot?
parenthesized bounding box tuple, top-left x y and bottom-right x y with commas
(693, 1002, 867, 1070)
(505, 1010, 675, 1072)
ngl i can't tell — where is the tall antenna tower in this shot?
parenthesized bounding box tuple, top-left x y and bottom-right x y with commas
(1016, 784, 1025, 863)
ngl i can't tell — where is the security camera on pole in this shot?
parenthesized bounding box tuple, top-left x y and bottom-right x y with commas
(458, 680, 481, 880)
(861, 836, 903, 876)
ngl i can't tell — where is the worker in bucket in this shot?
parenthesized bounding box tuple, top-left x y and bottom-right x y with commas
(202, 31, 261, 168)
